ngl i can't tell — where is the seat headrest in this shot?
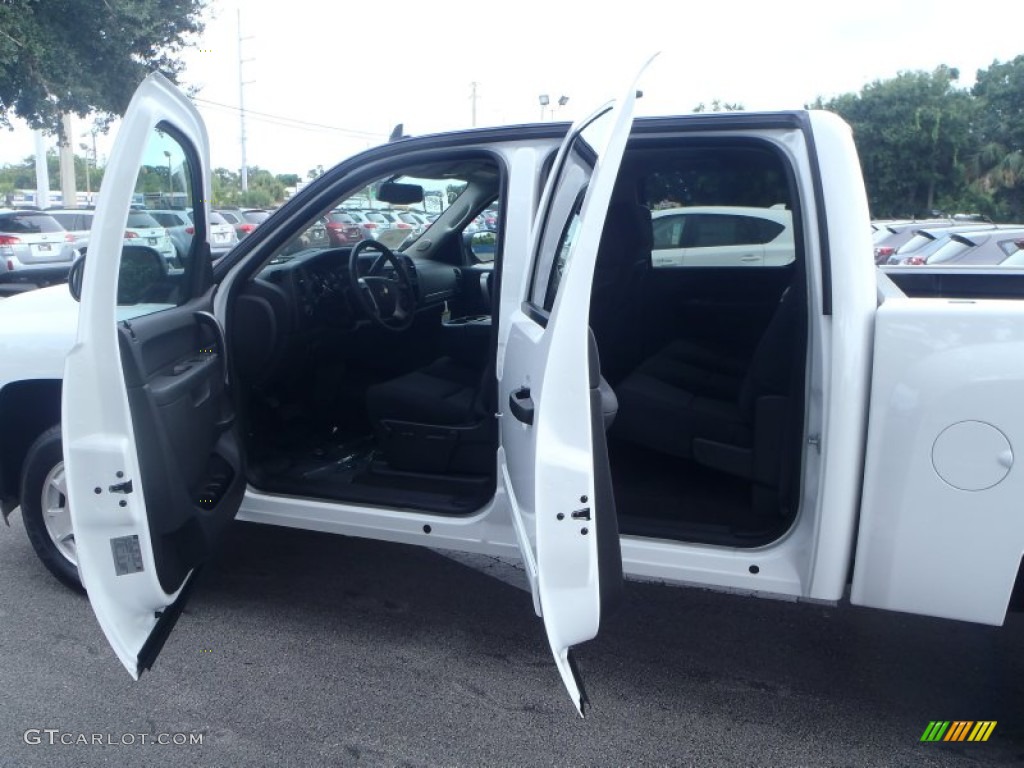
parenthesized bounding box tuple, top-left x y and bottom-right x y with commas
(601, 202, 653, 255)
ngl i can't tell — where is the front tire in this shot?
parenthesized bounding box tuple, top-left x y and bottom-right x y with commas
(20, 426, 83, 592)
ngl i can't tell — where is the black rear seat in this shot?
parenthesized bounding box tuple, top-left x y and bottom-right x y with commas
(611, 280, 805, 495)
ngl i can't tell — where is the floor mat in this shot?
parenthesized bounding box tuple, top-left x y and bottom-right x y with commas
(609, 439, 769, 540)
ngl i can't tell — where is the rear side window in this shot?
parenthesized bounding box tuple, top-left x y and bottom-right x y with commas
(0, 213, 64, 234)
(151, 212, 183, 227)
(928, 238, 973, 265)
(126, 212, 161, 228)
(641, 150, 795, 269)
(998, 238, 1024, 258)
(678, 214, 784, 247)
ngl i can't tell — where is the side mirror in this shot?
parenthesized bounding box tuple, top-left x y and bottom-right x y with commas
(465, 230, 497, 263)
(117, 245, 168, 305)
(68, 254, 85, 302)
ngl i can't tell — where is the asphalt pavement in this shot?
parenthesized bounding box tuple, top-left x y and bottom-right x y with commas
(1, 512, 1022, 767)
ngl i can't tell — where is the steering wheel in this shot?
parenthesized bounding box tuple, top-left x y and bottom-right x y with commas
(347, 239, 417, 331)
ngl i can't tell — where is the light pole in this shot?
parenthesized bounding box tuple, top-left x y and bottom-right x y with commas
(163, 150, 172, 198)
(79, 142, 91, 201)
(538, 94, 549, 121)
(556, 94, 570, 120)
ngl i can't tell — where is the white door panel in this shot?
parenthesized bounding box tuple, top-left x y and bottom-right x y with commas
(498, 57, 654, 715)
(852, 298, 1024, 625)
(63, 73, 239, 678)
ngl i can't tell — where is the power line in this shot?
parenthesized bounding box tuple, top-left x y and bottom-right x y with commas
(192, 97, 386, 140)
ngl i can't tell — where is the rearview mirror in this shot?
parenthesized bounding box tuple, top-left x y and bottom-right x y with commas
(377, 182, 424, 205)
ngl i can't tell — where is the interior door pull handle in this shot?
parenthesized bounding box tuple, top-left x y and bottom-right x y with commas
(509, 386, 534, 425)
(194, 311, 229, 387)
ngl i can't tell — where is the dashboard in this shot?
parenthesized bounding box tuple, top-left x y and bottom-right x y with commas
(230, 246, 462, 383)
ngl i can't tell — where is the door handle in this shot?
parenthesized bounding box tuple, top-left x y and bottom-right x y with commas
(509, 386, 534, 425)
(740, 254, 760, 262)
(194, 311, 229, 387)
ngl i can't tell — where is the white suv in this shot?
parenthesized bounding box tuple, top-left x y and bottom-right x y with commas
(0, 209, 79, 292)
(48, 208, 177, 266)
(650, 205, 794, 267)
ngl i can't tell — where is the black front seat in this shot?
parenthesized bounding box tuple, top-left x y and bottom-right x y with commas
(365, 355, 496, 475)
(365, 333, 619, 475)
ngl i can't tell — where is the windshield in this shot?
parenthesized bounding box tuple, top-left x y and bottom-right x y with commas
(257, 165, 487, 270)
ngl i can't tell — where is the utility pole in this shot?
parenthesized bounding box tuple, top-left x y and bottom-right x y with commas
(33, 130, 50, 209)
(237, 10, 254, 193)
(470, 82, 478, 127)
(59, 113, 77, 207)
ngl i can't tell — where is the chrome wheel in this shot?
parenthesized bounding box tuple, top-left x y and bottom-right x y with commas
(40, 461, 77, 566)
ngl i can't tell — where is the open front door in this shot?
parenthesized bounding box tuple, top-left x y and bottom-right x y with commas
(63, 74, 245, 677)
(498, 61, 650, 715)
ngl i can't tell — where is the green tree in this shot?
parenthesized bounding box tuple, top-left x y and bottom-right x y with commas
(692, 100, 745, 113)
(969, 56, 1024, 219)
(0, 0, 205, 135)
(212, 167, 241, 206)
(811, 66, 978, 218)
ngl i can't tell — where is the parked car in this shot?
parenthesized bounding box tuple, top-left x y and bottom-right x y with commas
(150, 209, 238, 260)
(0, 209, 78, 291)
(45, 209, 92, 253)
(208, 211, 240, 257)
(279, 216, 329, 255)
(359, 210, 393, 234)
(911, 228, 1024, 266)
(323, 210, 365, 245)
(396, 211, 431, 236)
(337, 209, 382, 240)
(375, 209, 414, 233)
(887, 224, 1022, 264)
(240, 209, 271, 234)
(871, 219, 954, 264)
(49, 208, 177, 266)
(649, 205, 794, 267)
(147, 209, 193, 260)
(216, 208, 271, 240)
(123, 210, 177, 263)
(993, 238, 1024, 265)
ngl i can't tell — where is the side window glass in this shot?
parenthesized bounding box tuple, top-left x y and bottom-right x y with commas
(651, 215, 684, 249)
(528, 107, 612, 314)
(642, 157, 796, 269)
(543, 192, 585, 310)
(117, 124, 197, 313)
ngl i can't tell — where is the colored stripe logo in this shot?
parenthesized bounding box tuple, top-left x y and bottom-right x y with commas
(920, 721, 997, 742)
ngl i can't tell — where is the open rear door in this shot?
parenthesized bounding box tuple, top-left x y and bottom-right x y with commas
(498, 59, 652, 714)
(63, 73, 245, 677)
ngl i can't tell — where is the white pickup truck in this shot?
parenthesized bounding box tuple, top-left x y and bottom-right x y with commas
(1, 69, 1021, 715)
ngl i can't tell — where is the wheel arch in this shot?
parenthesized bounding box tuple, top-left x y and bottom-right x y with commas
(0, 379, 63, 516)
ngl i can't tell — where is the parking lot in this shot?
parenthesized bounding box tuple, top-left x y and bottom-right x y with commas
(2, 513, 1022, 767)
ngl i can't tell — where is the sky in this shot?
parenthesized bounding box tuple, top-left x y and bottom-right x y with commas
(1, 0, 1022, 179)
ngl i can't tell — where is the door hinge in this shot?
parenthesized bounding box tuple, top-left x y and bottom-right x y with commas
(807, 434, 821, 452)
